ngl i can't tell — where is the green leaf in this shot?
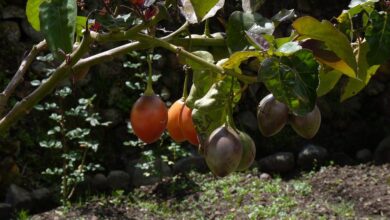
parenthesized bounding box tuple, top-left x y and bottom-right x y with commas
(340, 64, 379, 101)
(179, 0, 224, 23)
(366, 11, 390, 66)
(316, 69, 342, 97)
(275, 42, 302, 56)
(227, 11, 274, 53)
(26, 0, 43, 31)
(221, 51, 263, 73)
(292, 16, 357, 77)
(259, 49, 319, 115)
(192, 76, 241, 141)
(95, 13, 140, 31)
(39, 0, 77, 58)
(76, 16, 87, 38)
(241, 0, 265, 13)
(340, 41, 380, 101)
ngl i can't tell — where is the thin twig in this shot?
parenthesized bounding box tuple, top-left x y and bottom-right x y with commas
(0, 40, 47, 116)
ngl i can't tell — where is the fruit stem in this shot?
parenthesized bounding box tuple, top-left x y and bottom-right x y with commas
(225, 77, 237, 130)
(182, 66, 189, 100)
(204, 19, 211, 38)
(144, 51, 155, 96)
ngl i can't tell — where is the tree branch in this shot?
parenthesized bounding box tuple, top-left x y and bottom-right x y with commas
(0, 33, 93, 135)
(0, 40, 47, 116)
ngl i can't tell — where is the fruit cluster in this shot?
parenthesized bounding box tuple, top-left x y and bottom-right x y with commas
(257, 94, 321, 139)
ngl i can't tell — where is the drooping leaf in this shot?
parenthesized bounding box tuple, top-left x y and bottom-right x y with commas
(227, 11, 274, 53)
(39, 0, 77, 58)
(275, 42, 302, 56)
(259, 49, 319, 115)
(366, 10, 390, 66)
(179, 0, 225, 23)
(192, 76, 241, 141)
(301, 39, 356, 78)
(316, 69, 342, 97)
(271, 9, 295, 26)
(221, 51, 263, 73)
(293, 16, 357, 77)
(241, 0, 265, 13)
(26, 0, 43, 31)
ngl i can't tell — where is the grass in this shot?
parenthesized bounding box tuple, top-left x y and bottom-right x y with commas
(32, 168, 360, 219)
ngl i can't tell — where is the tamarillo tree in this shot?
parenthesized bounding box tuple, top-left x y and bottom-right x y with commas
(1, 0, 390, 176)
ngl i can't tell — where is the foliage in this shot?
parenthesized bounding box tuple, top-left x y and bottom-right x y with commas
(35, 86, 109, 204)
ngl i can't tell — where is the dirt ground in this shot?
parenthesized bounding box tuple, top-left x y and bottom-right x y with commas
(30, 164, 390, 220)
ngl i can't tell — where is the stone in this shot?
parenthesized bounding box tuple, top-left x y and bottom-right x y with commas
(331, 152, 354, 166)
(258, 152, 295, 173)
(21, 19, 44, 42)
(237, 110, 258, 132)
(0, 21, 21, 43)
(0, 203, 12, 220)
(31, 188, 56, 212)
(91, 173, 108, 191)
(103, 108, 123, 127)
(297, 144, 328, 170)
(355, 148, 373, 163)
(374, 136, 390, 165)
(5, 184, 32, 210)
(172, 156, 209, 174)
(2, 6, 25, 19)
(107, 170, 131, 190)
(259, 173, 271, 180)
(129, 159, 172, 187)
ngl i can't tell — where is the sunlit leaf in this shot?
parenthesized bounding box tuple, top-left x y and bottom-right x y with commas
(221, 51, 263, 73)
(179, 0, 225, 23)
(349, 0, 378, 8)
(26, 0, 43, 31)
(293, 16, 357, 77)
(275, 42, 302, 56)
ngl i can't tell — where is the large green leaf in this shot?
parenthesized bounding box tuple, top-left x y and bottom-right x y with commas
(341, 41, 380, 101)
(192, 76, 241, 141)
(179, 0, 224, 23)
(293, 16, 357, 77)
(26, 0, 43, 31)
(39, 0, 77, 58)
(259, 49, 319, 115)
(316, 69, 342, 97)
(366, 10, 390, 66)
(226, 11, 274, 53)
